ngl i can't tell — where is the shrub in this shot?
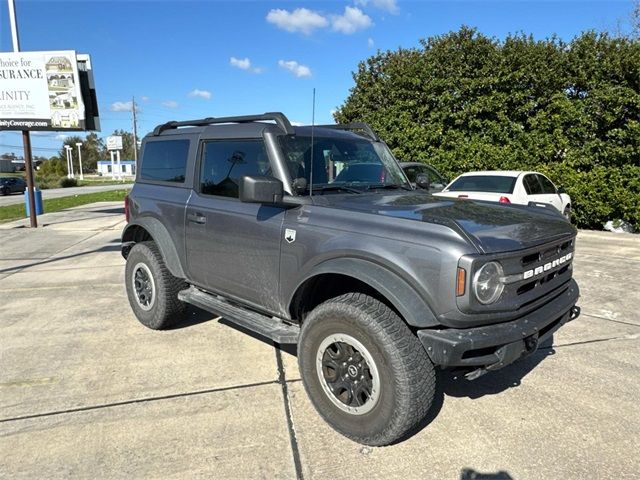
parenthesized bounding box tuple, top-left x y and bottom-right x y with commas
(35, 175, 59, 190)
(59, 177, 78, 188)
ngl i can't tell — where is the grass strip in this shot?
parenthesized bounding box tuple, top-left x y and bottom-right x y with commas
(0, 189, 128, 224)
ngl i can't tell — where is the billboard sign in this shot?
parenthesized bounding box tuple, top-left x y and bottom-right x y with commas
(106, 135, 123, 151)
(0, 50, 87, 131)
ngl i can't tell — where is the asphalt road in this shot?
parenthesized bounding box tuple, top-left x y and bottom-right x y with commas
(0, 183, 132, 206)
(0, 204, 638, 479)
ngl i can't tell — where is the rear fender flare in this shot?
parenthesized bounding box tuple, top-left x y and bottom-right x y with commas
(121, 217, 186, 278)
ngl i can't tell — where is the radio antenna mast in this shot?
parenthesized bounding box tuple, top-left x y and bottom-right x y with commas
(309, 88, 316, 197)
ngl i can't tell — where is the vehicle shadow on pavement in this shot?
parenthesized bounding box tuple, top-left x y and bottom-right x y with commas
(394, 337, 555, 444)
(169, 305, 223, 329)
(0, 240, 122, 274)
(440, 337, 555, 400)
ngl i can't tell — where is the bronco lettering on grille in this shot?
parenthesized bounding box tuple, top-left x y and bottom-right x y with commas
(523, 253, 572, 280)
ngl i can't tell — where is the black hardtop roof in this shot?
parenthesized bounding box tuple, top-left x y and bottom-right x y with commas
(147, 112, 379, 142)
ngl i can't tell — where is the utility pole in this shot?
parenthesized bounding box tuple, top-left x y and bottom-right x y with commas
(132, 96, 139, 163)
(7, 0, 37, 227)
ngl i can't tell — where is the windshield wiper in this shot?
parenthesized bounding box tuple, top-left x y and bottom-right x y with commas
(311, 185, 363, 194)
(365, 183, 412, 191)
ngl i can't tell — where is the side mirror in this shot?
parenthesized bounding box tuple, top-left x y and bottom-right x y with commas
(239, 175, 284, 204)
(557, 186, 566, 194)
(415, 173, 431, 190)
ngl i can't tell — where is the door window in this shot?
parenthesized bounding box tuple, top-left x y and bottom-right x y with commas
(140, 139, 189, 183)
(537, 175, 557, 194)
(403, 166, 420, 183)
(199, 140, 270, 198)
(523, 174, 543, 195)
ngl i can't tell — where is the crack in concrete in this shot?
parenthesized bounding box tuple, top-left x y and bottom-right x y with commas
(580, 312, 640, 328)
(275, 345, 304, 480)
(0, 380, 282, 425)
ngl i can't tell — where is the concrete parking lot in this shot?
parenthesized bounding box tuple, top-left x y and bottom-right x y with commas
(1, 203, 638, 479)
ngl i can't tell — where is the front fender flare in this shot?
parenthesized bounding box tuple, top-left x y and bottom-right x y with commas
(290, 257, 439, 328)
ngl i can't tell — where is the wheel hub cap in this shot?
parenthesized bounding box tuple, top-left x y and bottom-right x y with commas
(316, 334, 380, 415)
(132, 262, 155, 311)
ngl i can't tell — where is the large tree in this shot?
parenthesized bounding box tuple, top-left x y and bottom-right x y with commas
(335, 28, 640, 229)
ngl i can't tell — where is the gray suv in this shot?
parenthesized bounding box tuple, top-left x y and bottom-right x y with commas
(122, 112, 580, 445)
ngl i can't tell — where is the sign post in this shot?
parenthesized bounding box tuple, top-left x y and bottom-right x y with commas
(76, 142, 83, 180)
(7, 0, 37, 227)
(109, 151, 115, 179)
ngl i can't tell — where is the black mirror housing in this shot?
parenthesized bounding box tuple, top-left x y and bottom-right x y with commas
(239, 175, 284, 204)
(415, 173, 431, 190)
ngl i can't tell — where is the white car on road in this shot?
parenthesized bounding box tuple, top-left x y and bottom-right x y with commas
(434, 171, 572, 219)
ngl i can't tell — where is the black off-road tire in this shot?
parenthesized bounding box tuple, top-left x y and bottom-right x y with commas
(1, 186, 9, 196)
(125, 241, 187, 330)
(298, 293, 436, 446)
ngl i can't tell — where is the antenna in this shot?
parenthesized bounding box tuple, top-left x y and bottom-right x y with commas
(309, 88, 316, 197)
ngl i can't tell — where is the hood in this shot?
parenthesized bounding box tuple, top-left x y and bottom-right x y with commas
(315, 191, 576, 253)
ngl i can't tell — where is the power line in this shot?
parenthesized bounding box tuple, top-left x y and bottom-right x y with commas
(0, 143, 59, 152)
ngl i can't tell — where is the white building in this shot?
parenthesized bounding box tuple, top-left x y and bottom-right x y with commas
(97, 160, 136, 177)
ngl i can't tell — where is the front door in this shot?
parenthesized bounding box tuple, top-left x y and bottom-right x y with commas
(185, 138, 285, 314)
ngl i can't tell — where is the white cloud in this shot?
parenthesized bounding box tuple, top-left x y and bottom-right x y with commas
(55, 134, 68, 140)
(110, 101, 133, 112)
(266, 8, 328, 35)
(141, 96, 150, 102)
(355, 0, 399, 14)
(188, 89, 212, 100)
(278, 60, 312, 78)
(368, 37, 375, 48)
(290, 121, 304, 126)
(230, 57, 251, 70)
(331, 7, 372, 34)
(162, 100, 179, 108)
(230, 57, 262, 74)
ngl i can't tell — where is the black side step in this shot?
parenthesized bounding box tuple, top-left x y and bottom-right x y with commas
(178, 286, 299, 344)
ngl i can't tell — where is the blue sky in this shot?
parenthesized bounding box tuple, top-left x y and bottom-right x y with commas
(0, 0, 636, 157)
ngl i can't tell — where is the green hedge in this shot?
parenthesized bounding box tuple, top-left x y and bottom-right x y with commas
(336, 28, 640, 230)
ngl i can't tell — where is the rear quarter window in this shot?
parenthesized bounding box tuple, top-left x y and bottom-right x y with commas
(140, 139, 190, 183)
(447, 175, 516, 193)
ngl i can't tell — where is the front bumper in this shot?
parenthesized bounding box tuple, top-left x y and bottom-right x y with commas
(417, 279, 579, 378)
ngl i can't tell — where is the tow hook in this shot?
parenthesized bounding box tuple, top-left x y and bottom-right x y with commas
(570, 306, 581, 320)
(524, 333, 539, 354)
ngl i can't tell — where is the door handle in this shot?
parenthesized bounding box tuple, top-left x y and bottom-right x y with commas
(187, 212, 206, 224)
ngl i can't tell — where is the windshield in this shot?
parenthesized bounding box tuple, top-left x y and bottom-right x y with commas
(447, 175, 517, 193)
(279, 134, 408, 193)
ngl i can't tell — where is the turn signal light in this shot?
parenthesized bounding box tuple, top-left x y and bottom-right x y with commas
(456, 267, 466, 296)
(499, 196, 511, 204)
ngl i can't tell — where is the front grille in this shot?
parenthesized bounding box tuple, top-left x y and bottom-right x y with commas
(506, 237, 575, 310)
(521, 239, 573, 267)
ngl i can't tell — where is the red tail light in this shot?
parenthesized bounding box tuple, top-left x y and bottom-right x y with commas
(499, 196, 511, 204)
(124, 194, 130, 222)
(458, 194, 468, 199)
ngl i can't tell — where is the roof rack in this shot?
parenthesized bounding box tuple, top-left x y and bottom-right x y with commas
(152, 112, 295, 136)
(314, 122, 380, 141)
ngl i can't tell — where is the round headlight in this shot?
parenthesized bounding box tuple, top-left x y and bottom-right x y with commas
(473, 261, 504, 305)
